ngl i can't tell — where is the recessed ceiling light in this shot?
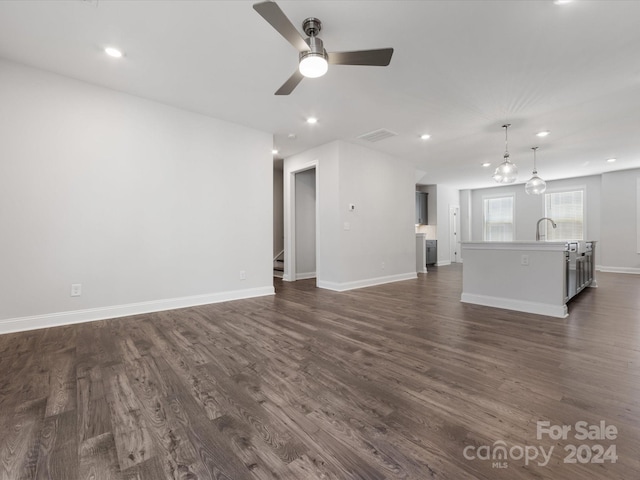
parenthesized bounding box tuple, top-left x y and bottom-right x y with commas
(287, 133, 297, 139)
(104, 47, 123, 58)
(420, 134, 431, 140)
(607, 158, 617, 163)
(554, 0, 573, 5)
(536, 130, 550, 137)
(482, 162, 491, 167)
(272, 149, 279, 155)
(306, 117, 318, 124)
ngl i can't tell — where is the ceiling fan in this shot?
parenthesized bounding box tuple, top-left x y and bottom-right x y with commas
(253, 1, 394, 95)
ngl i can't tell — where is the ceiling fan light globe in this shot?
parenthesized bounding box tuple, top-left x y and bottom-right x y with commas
(299, 54, 328, 78)
(525, 175, 547, 195)
(493, 161, 518, 184)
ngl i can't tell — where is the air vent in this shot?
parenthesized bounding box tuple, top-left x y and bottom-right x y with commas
(357, 128, 398, 143)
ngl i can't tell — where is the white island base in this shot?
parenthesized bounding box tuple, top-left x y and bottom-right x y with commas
(461, 241, 596, 318)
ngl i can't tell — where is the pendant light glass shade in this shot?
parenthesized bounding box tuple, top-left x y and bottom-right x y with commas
(493, 124, 518, 184)
(525, 147, 547, 195)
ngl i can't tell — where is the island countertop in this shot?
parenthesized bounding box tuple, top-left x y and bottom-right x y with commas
(462, 241, 569, 250)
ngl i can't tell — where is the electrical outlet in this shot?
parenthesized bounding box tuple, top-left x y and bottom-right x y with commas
(521, 255, 529, 266)
(381, 261, 385, 270)
(343, 222, 351, 231)
(71, 284, 82, 297)
(239, 270, 246, 280)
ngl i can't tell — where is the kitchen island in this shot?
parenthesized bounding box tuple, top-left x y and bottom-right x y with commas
(461, 241, 596, 318)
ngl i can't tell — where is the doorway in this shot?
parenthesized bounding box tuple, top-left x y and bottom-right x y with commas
(293, 168, 316, 280)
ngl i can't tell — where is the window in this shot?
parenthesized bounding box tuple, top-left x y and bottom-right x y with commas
(483, 195, 514, 241)
(544, 189, 584, 241)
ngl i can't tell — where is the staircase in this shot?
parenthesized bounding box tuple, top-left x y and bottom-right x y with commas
(273, 251, 284, 278)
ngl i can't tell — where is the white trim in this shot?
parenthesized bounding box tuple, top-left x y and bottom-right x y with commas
(273, 249, 284, 262)
(482, 193, 516, 242)
(295, 272, 316, 280)
(461, 293, 568, 318)
(597, 265, 640, 275)
(318, 272, 417, 292)
(0, 286, 275, 335)
(436, 261, 451, 267)
(284, 160, 319, 284)
(449, 204, 460, 263)
(543, 185, 587, 241)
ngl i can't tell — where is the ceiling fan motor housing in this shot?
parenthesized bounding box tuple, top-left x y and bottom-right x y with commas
(302, 17, 322, 37)
(300, 35, 327, 63)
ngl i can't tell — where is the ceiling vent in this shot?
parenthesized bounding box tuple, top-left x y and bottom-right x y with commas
(357, 128, 398, 143)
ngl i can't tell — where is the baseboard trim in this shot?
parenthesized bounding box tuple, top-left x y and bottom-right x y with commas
(436, 261, 451, 267)
(0, 286, 275, 335)
(596, 265, 640, 274)
(461, 293, 568, 318)
(295, 272, 316, 280)
(318, 272, 417, 292)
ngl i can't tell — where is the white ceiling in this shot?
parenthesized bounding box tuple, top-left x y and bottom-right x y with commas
(1, 0, 640, 190)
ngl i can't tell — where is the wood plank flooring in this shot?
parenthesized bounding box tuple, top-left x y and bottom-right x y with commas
(1, 264, 639, 479)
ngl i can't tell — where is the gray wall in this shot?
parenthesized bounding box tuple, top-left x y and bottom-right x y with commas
(273, 164, 284, 257)
(294, 168, 316, 277)
(469, 175, 602, 243)
(600, 168, 640, 271)
(467, 169, 640, 272)
(416, 184, 437, 225)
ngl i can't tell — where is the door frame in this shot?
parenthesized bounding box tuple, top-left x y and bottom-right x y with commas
(449, 204, 460, 263)
(284, 161, 319, 283)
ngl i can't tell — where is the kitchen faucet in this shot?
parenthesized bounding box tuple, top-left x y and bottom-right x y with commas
(536, 217, 557, 241)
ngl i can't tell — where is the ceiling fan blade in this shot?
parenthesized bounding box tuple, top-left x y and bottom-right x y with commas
(328, 48, 394, 66)
(253, 1, 310, 53)
(275, 69, 304, 95)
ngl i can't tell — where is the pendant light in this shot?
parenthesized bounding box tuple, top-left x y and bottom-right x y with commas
(525, 147, 547, 195)
(492, 124, 518, 184)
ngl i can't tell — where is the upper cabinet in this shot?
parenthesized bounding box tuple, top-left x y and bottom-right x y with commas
(415, 191, 428, 225)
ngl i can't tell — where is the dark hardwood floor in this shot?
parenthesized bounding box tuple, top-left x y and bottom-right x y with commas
(1, 264, 639, 479)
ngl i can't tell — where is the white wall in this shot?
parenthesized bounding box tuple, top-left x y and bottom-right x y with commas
(600, 168, 640, 272)
(0, 60, 274, 332)
(336, 142, 416, 286)
(284, 140, 416, 290)
(283, 141, 340, 283)
(294, 168, 316, 278)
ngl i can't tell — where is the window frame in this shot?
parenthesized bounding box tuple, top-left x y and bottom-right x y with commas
(482, 193, 516, 242)
(542, 185, 587, 242)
